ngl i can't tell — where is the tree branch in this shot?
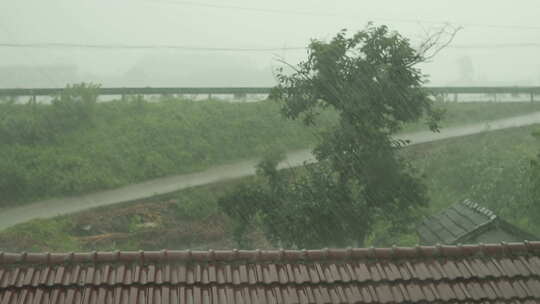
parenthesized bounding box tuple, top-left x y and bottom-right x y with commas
(417, 24, 462, 63)
(273, 55, 313, 82)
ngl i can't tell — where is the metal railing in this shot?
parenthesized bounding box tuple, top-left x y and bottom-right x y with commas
(0, 86, 538, 101)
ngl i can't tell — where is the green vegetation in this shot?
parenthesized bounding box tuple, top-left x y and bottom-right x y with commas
(3, 30, 540, 255)
(3, 124, 539, 252)
(0, 179, 247, 252)
(3, 24, 540, 253)
(2, 82, 540, 209)
(0, 218, 80, 252)
(0, 84, 335, 206)
(402, 101, 540, 133)
(404, 125, 540, 234)
(221, 26, 442, 249)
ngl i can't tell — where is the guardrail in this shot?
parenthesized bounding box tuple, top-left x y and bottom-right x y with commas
(426, 86, 540, 94)
(0, 86, 538, 101)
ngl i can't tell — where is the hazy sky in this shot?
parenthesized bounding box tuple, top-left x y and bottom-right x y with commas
(1, 0, 539, 87)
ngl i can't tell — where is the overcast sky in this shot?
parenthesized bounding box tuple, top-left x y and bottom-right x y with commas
(0, 0, 539, 87)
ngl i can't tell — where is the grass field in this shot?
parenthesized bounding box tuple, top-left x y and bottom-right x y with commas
(2, 123, 539, 252)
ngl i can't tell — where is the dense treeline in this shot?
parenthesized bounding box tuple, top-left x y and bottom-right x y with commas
(0, 84, 335, 206)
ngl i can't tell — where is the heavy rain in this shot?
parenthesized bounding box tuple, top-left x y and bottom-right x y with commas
(1, 1, 540, 303)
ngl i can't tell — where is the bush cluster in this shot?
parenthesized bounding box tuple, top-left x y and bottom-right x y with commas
(0, 84, 335, 206)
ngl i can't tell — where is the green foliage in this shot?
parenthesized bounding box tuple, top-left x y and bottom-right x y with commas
(523, 131, 540, 231)
(0, 83, 99, 146)
(0, 101, 49, 145)
(219, 180, 270, 248)
(0, 91, 335, 206)
(49, 83, 100, 131)
(173, 187, 222, 220)
(404, 125, 540, 236)
(127, 215, 144, 233)
(222, 25, 439, 249)
(403, 102, 540, 133)
(0, 218, 79, 252)
(2, 79, 540, 211)
(365, 218, 420, 247)
(5, 125, 540, 252)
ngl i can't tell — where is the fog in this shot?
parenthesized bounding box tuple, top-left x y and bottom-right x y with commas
(1, 0, 539, 87)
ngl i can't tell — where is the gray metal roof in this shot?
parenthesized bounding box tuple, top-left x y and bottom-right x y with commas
(417, 199, 499, 245)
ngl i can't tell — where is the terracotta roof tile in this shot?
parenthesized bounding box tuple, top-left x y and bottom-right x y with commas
(2, 242, 540, 303)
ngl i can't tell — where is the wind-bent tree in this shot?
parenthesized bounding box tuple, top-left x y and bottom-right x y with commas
(524, 132, 540, 232)
(220, 24, 451, 249)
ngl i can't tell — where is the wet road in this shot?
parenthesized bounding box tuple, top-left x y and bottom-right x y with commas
(2, 111, 540, 230)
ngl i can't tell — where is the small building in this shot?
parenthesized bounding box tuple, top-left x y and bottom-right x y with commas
(2, 242, 540, 303)
(417, 199, 537, 245)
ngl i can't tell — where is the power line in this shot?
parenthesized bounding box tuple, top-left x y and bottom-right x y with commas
(146, 0, 540, 31)
(0, 21, 61, 87)
(148, 0, 334, 17)
(0, 42, 306, 52)
(449, 43, 540, 49)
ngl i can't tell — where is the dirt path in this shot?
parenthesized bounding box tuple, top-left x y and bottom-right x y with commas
(2, 111, 540, 230)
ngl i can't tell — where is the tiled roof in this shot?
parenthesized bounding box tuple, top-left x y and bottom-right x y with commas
(417, 199, 534, 245)
(2, 242, 540, 303)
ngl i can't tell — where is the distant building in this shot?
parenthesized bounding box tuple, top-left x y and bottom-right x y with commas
(417, 199, 537, 245)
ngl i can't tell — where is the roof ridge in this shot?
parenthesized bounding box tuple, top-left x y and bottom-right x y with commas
(461, 199, 497, 220)
(1, 242, 539, 266)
